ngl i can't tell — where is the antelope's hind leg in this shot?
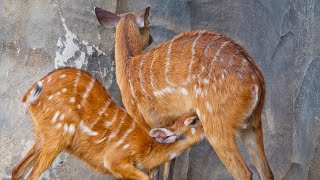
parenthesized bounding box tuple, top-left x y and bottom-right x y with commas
(198, 107, 252, 179)
(239, 110, 274, 180)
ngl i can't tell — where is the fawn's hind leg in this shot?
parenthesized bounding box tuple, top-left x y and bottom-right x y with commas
(12, 142, 41, 179)
(239, 110, 273, 180)
(26, 140, 66, 180)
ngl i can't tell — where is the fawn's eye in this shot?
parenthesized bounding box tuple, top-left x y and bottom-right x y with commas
(189, 117, 199, 125)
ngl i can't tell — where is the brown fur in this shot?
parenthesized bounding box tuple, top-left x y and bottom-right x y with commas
(95, 7, 273, 180)
(12, 68, 203, 180)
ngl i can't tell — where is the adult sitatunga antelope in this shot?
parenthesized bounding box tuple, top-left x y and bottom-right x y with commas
(11, 68, 204, 180)
(95, 6, 273, 180)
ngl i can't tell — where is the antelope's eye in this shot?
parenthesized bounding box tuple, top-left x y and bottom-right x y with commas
(189, 117, 199, 125)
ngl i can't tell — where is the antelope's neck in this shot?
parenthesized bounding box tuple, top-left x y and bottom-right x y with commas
(114, 20, 143, 86)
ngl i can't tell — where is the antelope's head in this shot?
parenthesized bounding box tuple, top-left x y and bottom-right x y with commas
(95, 6, 153, 51)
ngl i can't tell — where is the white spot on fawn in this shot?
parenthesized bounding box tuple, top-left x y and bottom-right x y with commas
(178, 87, 189, 95)
(77, 104, 81, 109)
(47, 76, 52, 83)
(95, 137, 107, 144)
(59, 114, 65, 121)
(203, 78, 209, 84)
(62, 88, 67, 93)
(80, 121, 98, 136)
(51, 111, 60, 124)
(68, 123, 75, 134)
(56, 91, 61, 96)
(70, 97, 75, 103)
(191, 128, 196, 135)
(122, 144, 130, 150)
(55, 122, 62, 129)
(81, 78, 95, 105)
(48, 95, 53, 100)
(105, 109, 119, 128)
(60, 74, 66, 79)
(64, 124, 69, 134)
(115, 121, 136, 147)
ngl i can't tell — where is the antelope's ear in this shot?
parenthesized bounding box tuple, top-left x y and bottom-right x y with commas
(149, 128, 177, 144)
(94, 7, 120, 28)
(136, 5, 150, 28)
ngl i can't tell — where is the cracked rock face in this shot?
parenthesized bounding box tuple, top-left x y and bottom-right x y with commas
(1, 0, 320, 179)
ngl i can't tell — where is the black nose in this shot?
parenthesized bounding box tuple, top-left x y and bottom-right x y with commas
(149, 35, 153, 45)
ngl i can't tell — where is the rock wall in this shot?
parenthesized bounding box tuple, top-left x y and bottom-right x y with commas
(1, 0, 319, 179)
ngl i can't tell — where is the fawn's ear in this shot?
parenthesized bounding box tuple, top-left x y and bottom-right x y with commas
(95, 7, 120, 28)
(136, 5, 150, 28)
(149, 128, 178, 144)
(184, 116, 200, 126)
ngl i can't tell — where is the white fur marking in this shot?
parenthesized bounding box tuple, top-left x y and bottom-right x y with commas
(139, 58, 148, 94)
(80, 121, 98, 136)
(51, 111, 60, 124)
(62, 88, 67, 93)
(203, 78, 209, 84)
(69, 123, 75, 134)
(81, 77, 95, 105)
(115, 121, 136, 147)
(105, 108, 119, 128)
(70, 97, 75, 103)
(178, 87, 189, 95)
(122, 144, 130, 150)
(48, 95, 53, 100)
(59, 114, 65, 121)
(208, 41, 229, 81)
(95, 137, 107, 144)
(205, 101, 213, 113)
(165, 40, 176, 86)
(77, 104, 81, 109)
(73, 71, 81, 94)
(64, 124, 69, 134)
(191, 128, 196, 135)
(107, 113, 127, 142)
(181, 31, 204, 86)
(154, 87, 174, 97)
(47, 76, 52, 83)
(60, 74, 66, 79)
(55, 122, 62, 129)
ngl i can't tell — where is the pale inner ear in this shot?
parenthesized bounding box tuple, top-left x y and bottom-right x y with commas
(136, 6, 150, 28)
(149, 128, 178, 144)
(184, 116, 199, 126)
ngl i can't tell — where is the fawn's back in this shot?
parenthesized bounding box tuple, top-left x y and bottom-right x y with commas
(23, 68, 144, 173)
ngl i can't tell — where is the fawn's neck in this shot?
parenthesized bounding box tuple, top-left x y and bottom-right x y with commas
(114, 18, 143, 85)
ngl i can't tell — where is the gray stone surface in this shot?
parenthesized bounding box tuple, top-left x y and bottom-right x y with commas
(1, 0, 319, 179)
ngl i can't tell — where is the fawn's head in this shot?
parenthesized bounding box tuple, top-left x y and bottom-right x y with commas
(95, 6, 153, 50)
(149, 116, 203, 144)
